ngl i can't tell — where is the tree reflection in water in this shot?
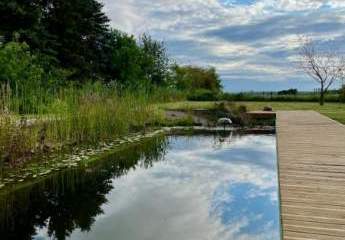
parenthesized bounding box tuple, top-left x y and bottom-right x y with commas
(0, 136, 168, 240)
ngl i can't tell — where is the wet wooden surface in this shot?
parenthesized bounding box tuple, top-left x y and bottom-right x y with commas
(276, 111, 345, 240)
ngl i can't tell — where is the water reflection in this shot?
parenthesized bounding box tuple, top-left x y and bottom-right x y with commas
(0, 133, 280, 240)
(0, 137, 167, 240)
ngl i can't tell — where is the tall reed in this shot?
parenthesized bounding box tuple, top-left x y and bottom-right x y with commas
(0, 82, 159, 168)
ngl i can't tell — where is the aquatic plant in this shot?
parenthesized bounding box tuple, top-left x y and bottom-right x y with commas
(0, 82, 163, 169)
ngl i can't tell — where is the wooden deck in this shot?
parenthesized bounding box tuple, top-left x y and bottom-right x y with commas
(276, 111, 345, 240)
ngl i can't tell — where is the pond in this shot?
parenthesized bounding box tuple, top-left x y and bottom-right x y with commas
(0, 132, 281, 240)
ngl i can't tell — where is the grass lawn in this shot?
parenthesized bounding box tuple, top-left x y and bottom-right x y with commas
(159, 101, 345, 124)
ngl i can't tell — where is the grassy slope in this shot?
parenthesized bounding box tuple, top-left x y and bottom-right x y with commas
(159, 101, 345, 124)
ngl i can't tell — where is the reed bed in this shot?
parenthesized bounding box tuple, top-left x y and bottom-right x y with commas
(0, 82, 163, 169)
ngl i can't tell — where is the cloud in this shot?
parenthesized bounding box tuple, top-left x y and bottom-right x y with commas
(100, 0, 345, 91)
(206, 13, 345, 43)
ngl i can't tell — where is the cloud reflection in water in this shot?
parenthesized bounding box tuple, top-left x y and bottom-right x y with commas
(66, 134, 280, 240)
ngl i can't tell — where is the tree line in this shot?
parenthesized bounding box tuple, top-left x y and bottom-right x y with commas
(0, 0, 222, 95)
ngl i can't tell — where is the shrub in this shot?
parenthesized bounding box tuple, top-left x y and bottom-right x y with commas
(0, 41, 66, 114)
(170, 65, 222, 93)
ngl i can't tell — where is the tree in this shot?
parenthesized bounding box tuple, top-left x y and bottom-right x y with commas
(0, 0, 44, 44)
(0, 0, 110, 81)
(140, 34, 170, 86)
(101, 31, 172, 88)
(299, 37, 344, 105)
(41, 0, 109, 80)
(102, 30, 146, 87)
(171, 65, 222, 93)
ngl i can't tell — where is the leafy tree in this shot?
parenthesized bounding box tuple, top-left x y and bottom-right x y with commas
(140, 34, 170, 86)
(102, 30, 146, 87)
(101, 31, 171, 89)
(0, 42, 43, 95)
(171, 65, 222, 93)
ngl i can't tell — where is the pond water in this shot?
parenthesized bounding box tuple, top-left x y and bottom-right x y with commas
(0, 132, 281, 240)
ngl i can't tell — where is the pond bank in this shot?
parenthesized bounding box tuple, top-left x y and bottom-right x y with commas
(0, 102, 277, 193)
(0, 124, 275, 193)
(0, 129, 166, 194)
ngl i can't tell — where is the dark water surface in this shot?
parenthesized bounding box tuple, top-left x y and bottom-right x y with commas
(0, 133, 280, 240)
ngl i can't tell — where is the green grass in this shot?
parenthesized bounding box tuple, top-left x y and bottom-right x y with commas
(159, 101, 345, 124)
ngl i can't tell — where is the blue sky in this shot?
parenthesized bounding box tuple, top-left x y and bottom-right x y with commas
(101, 0, 345, 92)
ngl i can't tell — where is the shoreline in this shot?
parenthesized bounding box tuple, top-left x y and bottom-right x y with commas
(0, 125, 275, 194)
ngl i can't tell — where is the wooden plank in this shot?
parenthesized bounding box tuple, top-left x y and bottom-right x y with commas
(277, 111, 345, 240)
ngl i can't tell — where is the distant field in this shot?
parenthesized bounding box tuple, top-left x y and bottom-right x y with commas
(221, 92, 342, 103)
(160, 101, 345, 124)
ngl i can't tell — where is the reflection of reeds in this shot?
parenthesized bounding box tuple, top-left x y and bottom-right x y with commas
(0, 83, 170, 169)
(0, 135, 168, 238)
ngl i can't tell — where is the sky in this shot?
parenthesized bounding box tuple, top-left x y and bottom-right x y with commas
(100, 0, 345, 92)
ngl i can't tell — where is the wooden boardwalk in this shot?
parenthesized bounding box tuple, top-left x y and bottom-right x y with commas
(276, 111, 345, 240)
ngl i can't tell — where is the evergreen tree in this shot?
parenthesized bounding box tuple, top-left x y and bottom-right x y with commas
(0, 0, 46, 46)
(0, 0, 109, 81)
(44, 0, 109, 80)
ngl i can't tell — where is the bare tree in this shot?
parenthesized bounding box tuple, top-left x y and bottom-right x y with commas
(299, 37, 345, 105)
